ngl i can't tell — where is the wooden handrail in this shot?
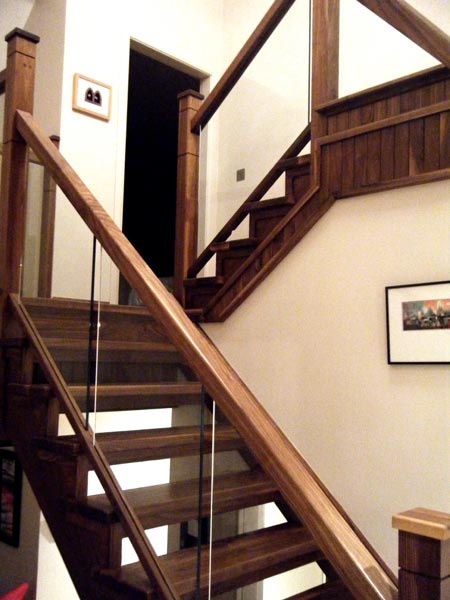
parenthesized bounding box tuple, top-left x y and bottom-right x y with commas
(191, 0, 297, 133)
(8, 294, 180, 600)
(187, 123, 311, 278)
(356, 0, 450, 69)
(16, 108, 397, 600)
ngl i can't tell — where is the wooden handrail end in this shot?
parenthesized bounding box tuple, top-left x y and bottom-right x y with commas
(393, 507, 450, 541)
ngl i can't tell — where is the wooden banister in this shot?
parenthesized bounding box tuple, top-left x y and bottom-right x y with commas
(38, 135, 60, 297)
(16, 108, 397, 600)
(356, 0, 450, 69)
(0, 29, 40, 295)
(393, 507, 450, 599)
(174, 90, 203, 304)
(187, 123, 311, 278)
(190, 0, 297, 133)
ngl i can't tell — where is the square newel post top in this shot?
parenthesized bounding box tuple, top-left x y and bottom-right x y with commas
(5, 28, 40, 45)
(393, 507, 450, 541)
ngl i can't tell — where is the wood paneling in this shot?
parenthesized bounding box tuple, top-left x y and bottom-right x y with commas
(316, 69, 450, 199)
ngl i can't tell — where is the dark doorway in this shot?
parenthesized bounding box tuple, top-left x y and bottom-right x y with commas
(121, 49, 200, 303)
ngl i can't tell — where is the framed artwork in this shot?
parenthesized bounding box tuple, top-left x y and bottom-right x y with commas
(386, 280, 450, 364)
(0, 449, 23, 547)
(72, 73, 112, 121)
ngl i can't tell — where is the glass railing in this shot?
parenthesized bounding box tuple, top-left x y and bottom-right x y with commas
(7, 5, 329, 597)
(18, 170, 329, 597)
(193, 0, 311, 273)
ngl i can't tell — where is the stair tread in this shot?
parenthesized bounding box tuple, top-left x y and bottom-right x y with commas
(75, 382, 201, 410)
(246, 196, 290, 212)
(78, 468, 279, 529)
(44, 338, 176, 352)
(69, 382, 202, 398)
(103, 522, 322, 598)
(278, 154, 311, 170)
(8, 382, 203, 410)
(43, 340, 185, 366)
(210, 237, 259, 252)
(183, 276, 224, 288)
(22, 297, 170, 345)
(23, 296, 151, 316)
(37, 424, 244, 463)
(285, 579, 354, 599)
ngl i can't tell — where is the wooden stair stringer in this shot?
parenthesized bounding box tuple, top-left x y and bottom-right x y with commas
(201, 183, 334, 322)
(4, 378, 122, 600)
(3, 294, 181, 600)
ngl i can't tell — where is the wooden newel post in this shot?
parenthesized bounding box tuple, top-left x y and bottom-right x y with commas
(310, 0, 339, 193)
(174, 89, 204, 306)
(38, 134, 60, 297)
(0, 28, 40, 295)
(393, 507, 450, 599)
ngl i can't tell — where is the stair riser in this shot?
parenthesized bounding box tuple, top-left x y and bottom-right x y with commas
(215, 248, 254, 278)
(249, 205, 292, 240)
(285, 163, 311, 203)
(185, 287, 220, 310)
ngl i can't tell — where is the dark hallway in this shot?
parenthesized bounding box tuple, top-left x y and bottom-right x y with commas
(122, 50, 200, 292)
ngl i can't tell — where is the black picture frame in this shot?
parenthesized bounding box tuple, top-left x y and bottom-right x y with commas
(0, 449, 23, 547)
(386, 280, 450, 364)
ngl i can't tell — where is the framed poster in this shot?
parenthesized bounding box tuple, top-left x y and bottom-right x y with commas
(386, 280, 450, 364)
(0, 450, 22, 547)
(72, 73, 111, 121)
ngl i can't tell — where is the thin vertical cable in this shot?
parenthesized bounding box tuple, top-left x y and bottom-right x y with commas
(85, 236, 97, 430)
(195, 386, 206, 600)
(18, 258, 23, 299)
(92, 244, 103, 445)
(208, 400, 216, 600)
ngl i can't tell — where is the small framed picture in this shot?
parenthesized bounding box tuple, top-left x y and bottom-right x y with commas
(0, 449, 23, 547)
(72, 73, 111, 121)
(386, 280, 450, 364)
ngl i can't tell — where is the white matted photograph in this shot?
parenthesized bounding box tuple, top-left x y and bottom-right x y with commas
(72, 73, 111, 121)
(385, 280, 450, 364)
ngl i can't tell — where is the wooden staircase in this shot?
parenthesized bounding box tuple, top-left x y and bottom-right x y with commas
(183, 153, 319, 323)
(2, 296, 356, 599)
(182, 62, 450, 323)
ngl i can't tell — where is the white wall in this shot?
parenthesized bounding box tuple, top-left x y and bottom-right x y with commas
(339, 0, 449, 96)
(0, 0, 35, 67)
(204, 179, 450, 571)
(203, 0, 450, 574)
(49, 0, 225, 301)
(215, 0, 311, 240)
